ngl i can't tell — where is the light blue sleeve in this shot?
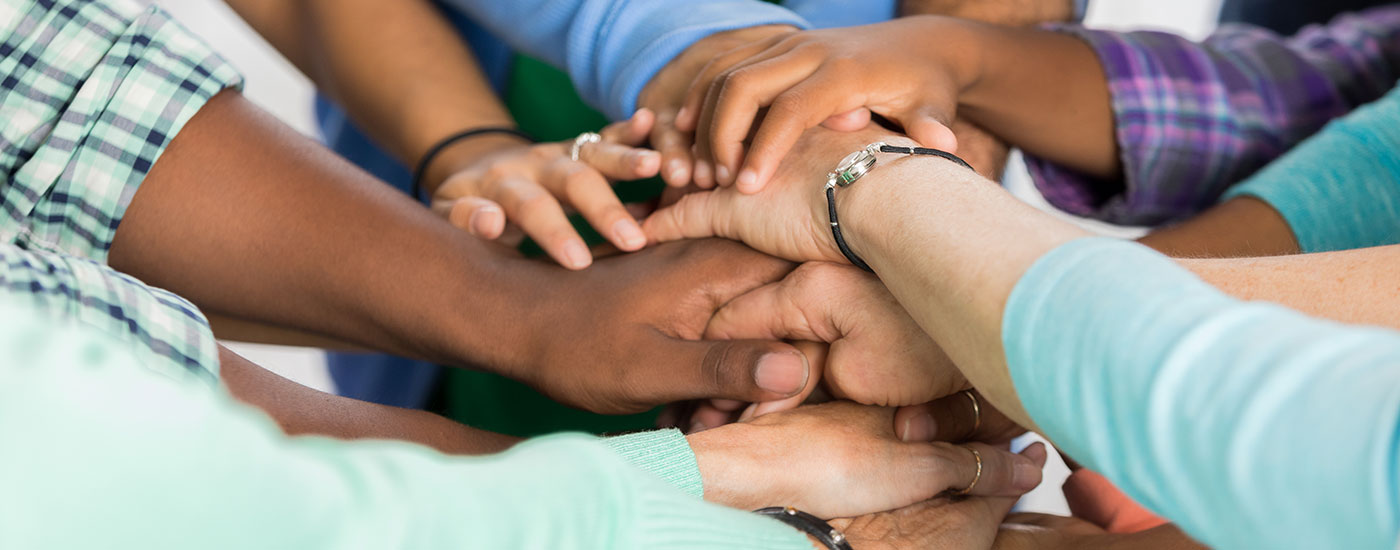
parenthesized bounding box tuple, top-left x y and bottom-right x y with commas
(1003, 237, 1400, 549)
(1221, 84, 1400, 253)
(439, 0, 812, 120)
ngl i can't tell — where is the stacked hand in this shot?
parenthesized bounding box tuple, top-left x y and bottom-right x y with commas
(674, 17, 974, 194)
(689, 401, 1046, 519)
(431, 110, 660, 270)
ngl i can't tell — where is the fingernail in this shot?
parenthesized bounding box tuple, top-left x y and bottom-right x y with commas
(689, 419, 708, 434)
(667, 159, 687, 183)
(562, 240, 591, 269)
(676, 106, 691, 123)
(613, 219, 646, 250)
(631, 151, 661, 173)
(716, 164, 731, 184)
(694, 160, 712, 185)
(754, 352, 807, 395)
(901, 412, 937, 442)
(469, 207, 500, 236)
(1013, 457, 1044, 491)
(736, 169, 759, 192)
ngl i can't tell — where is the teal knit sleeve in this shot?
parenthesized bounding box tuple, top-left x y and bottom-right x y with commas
(1003, 237, 1400, 549)
(1222, 84, 1400, 253)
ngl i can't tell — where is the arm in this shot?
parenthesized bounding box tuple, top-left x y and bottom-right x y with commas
(0, 316, 814, 550)
(223, 0, 661, 267)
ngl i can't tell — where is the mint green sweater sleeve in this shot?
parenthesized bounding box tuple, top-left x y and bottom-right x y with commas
(1003, 238, 1400, 549)
(0, 310, 809, 550)
(1222, 83, 1400, 253)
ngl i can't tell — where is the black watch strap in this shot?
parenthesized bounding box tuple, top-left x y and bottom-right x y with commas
(826, 145, 973, 273)
(754, 507, 854, 550)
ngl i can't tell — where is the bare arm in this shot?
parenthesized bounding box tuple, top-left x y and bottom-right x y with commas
(220, 346, 520, 454)
(222, 0, 519, 192)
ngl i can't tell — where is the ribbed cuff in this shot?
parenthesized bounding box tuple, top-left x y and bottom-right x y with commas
(600, 429, 704, 498)
(626, 474, 814, 550)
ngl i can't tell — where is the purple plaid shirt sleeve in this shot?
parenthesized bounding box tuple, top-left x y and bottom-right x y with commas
(1023, 6, 1400, 225)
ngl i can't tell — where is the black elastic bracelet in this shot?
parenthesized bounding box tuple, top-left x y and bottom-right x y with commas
(411, 127, 535, 201)
(754, 507, 854, 550)
(826, 145, 974, 272)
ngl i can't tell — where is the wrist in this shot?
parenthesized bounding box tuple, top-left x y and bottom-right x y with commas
(420, 133, 533, 197)
(836, 152, 971, 266)
(686, 424, 768, 510)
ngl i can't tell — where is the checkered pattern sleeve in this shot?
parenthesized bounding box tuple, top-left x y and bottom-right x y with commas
(1022, 6, 1400, 226)
(0, 241, 218, 384)
(0, 0, 243, 262)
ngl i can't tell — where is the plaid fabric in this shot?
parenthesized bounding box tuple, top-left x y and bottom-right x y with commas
(0, 0, 243, 380)
(0, 241, 218, 384)
(1024, 5, 1400, 225)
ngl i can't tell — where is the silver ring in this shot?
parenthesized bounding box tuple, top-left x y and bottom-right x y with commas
(570, 132, 601, 162)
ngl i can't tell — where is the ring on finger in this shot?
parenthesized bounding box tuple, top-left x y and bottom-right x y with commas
(952, 447, 982, 496)
(571, 132, 602, 162)
(962, 390, 982, 434)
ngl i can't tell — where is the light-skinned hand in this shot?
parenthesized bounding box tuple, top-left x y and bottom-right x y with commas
(688, 401, 1047, 519)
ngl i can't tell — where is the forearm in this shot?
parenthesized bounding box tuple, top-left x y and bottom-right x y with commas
(841, 156, 1089, 427)
(899, 0, 1076, 26)
(944, 19, 1118, 179)
(1137, 197, 1300, 258)
(220, 346, 520, 454)
(224, 0, 522, 193)
(110, 90, 552, 372)
(208, 314, 366, 351)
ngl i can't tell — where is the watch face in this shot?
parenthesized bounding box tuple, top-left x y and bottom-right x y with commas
(836, 151, 865, 172)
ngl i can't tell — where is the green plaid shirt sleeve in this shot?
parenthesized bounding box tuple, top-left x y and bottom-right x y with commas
(1, 0, 243, 261)
(0, 0, 244, 380)
(0, 241, 218, 383)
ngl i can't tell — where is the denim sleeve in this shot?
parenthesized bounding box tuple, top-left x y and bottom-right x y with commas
(1004, 237, 1400, 549)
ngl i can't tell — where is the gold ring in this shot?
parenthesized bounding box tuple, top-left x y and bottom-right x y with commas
(570, 132, 601, 162)
(962, 390, 982, 434)
(953, 447, 982, 496)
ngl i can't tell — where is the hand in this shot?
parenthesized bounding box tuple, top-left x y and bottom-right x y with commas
(644, 124, 915, 263)
(639, 24, 799, 189)
(512, 239, 812, 414)
(431, 110, 661, 269)
(677, 17, 979, 193)
(688, 401, 1047, 518)
(830, 496, 1018, 550)
(706, 261, 969, 408)
(895, 390, 1027, 446)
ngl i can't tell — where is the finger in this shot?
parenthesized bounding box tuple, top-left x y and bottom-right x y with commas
(640, 190, 731, 244)
(494, 176, 593, 269)
(927, 442, 1044, 498)
(577, 140, 662, 181)
(896, 106, 959, 153)
(433, 196, 505, 239)
(702, 53, 827, 188)
(676, 35, 796, 132)
(688, 402, 739, 433)
(895, 391, 982, 443)
(627, 336, 810, 406)
(747, 340, 827, 418)
(651, 111, 694, 187)
(599, 108, 656, 146)
(547, 160, 648, 252)
(820, 107, 872, 132)
(704, 280, 818, 341)
(738, 69, 866, 194)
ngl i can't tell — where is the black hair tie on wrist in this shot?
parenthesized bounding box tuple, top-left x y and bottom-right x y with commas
(754, 506, 854, 550)
(826, 144, 974, 273)
(411, 127, 536, 201)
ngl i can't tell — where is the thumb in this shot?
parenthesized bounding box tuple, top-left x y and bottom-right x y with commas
(820, 107, 873, 132)
(435, 197, 505, 239)
(641, 189, 731, 244)
(900, 108, 959, 154)
(631, 335, 811, 406)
